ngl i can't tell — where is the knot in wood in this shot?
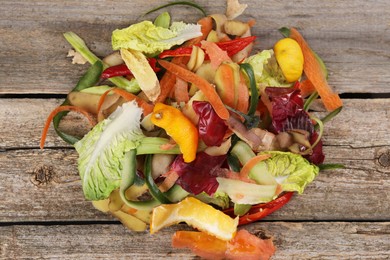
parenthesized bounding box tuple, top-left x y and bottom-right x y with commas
(253, 229, 272, 240)
(30, 165, 54, 186)
(378, 150, 390, 168)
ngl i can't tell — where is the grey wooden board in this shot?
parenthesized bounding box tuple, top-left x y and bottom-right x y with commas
(1, 222, 389, 259)
(1, 146, 389, 222)
(1, 0, 390, 258)
(2, 98, 390, 149)
(0, 99, 389, 222)
(0, 0, 389, 94)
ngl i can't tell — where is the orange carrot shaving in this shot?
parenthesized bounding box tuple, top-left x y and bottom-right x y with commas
(174, 77, 190, 103)
(155, 70, 178, 103)
(40, 105, 97, 149)
(155, 17, 213, 103)
(215, 63, 236, 108)
(201, 40, 231, 69)
(289, 28, 342, 111)
(299, 79, 316, 98)
(158, 59, 230, 120)
(247, 19, 256, 27)
(236, 73, 249, 113)
(97, 89, 112, 115)
(239, 154, 272, 179)
(188, 16, 213, 46)
(97, 88, 154, 116)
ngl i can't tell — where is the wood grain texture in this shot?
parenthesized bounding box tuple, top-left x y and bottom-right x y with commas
(1, 98, 389, 222)
(1, 222, 389, 259)
(1, 146, 389, 222)
(0, 0, 389, 94)
(1, 0, 390, 258)
(2, 98, 390, 149)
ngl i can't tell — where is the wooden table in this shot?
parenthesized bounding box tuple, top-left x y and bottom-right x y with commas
(1, 0, 389, 258)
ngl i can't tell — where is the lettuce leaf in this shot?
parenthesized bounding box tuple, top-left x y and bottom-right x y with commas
(258, 151, 319, 194)
(245, 50, 292, 88)
(74, 101, 144, 200)
(195, 191, 230, 209)
(112, 21, 202, 54)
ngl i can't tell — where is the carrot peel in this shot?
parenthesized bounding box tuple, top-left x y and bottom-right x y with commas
(40, 105, 96, 149)
(157, 59, 230, 120)
(289, 27, 342, 111)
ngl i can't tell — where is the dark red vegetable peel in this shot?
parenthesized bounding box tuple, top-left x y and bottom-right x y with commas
(192, 101, 228, 147)
(170, 152, 226, 195)
(265, 86, 324, 164)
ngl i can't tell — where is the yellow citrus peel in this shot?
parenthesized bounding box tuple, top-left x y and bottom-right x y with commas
(150, 197, 238, 241)
(151, 103, 198, 163)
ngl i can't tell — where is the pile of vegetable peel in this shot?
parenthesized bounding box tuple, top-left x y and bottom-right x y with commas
(40, 0, 343, 259)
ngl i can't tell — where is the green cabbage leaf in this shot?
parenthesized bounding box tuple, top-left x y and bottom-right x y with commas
(74, 101, 144, 200)
(258, 151, 319, 194)
(112, 20, 202, 54)
(245, 50, 292, 88)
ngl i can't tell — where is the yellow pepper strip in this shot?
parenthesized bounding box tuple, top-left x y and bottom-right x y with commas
(151, 103, 198, 163)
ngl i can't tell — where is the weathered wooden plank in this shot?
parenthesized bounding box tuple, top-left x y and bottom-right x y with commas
(1, 222, 389, 259)
(0, 0, 389, 94)
(1, 98, 390, 149)
(1, 143, 389, 222)
(1, 98, 390, 222)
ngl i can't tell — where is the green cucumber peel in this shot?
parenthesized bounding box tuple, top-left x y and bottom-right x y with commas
(319, 163, 345, 171)
(240, 63, 259, 117)
(154, 11, 171, 28)
(230, 140, 256, 165)
(315, 106, 342, 130)
(120, 150, 161, 211)
(304, 91, 319, 111)
(234, 203, 252, 216)
(53, 61, 103, 145)
(63, 31, 140, 93)
(227, 154, 241, 172)
(144, 1, 207, 17)
(144, 155, 172, 204)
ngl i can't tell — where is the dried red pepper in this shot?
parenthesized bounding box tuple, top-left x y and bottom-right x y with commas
(224, 192, 294, 225)
(101, 58, 160, 79)
(158, 36, 256, 59)
(192, 101, 228, 147)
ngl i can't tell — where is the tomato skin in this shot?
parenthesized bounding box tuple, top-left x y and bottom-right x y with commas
(226, 229, 276, 260)
(172, 231, 226, 260)
(172, 229, 276, 260)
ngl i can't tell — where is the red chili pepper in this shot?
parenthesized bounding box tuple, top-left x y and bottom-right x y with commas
(101, 58, 160, 79)
(158, 36, 257, 59)
(224, 192, 294, 226)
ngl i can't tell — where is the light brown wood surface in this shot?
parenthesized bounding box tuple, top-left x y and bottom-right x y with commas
(1, 0, 390, 259)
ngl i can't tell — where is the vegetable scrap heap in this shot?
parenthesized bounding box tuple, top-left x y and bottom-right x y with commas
(40, 0, 343, 259)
